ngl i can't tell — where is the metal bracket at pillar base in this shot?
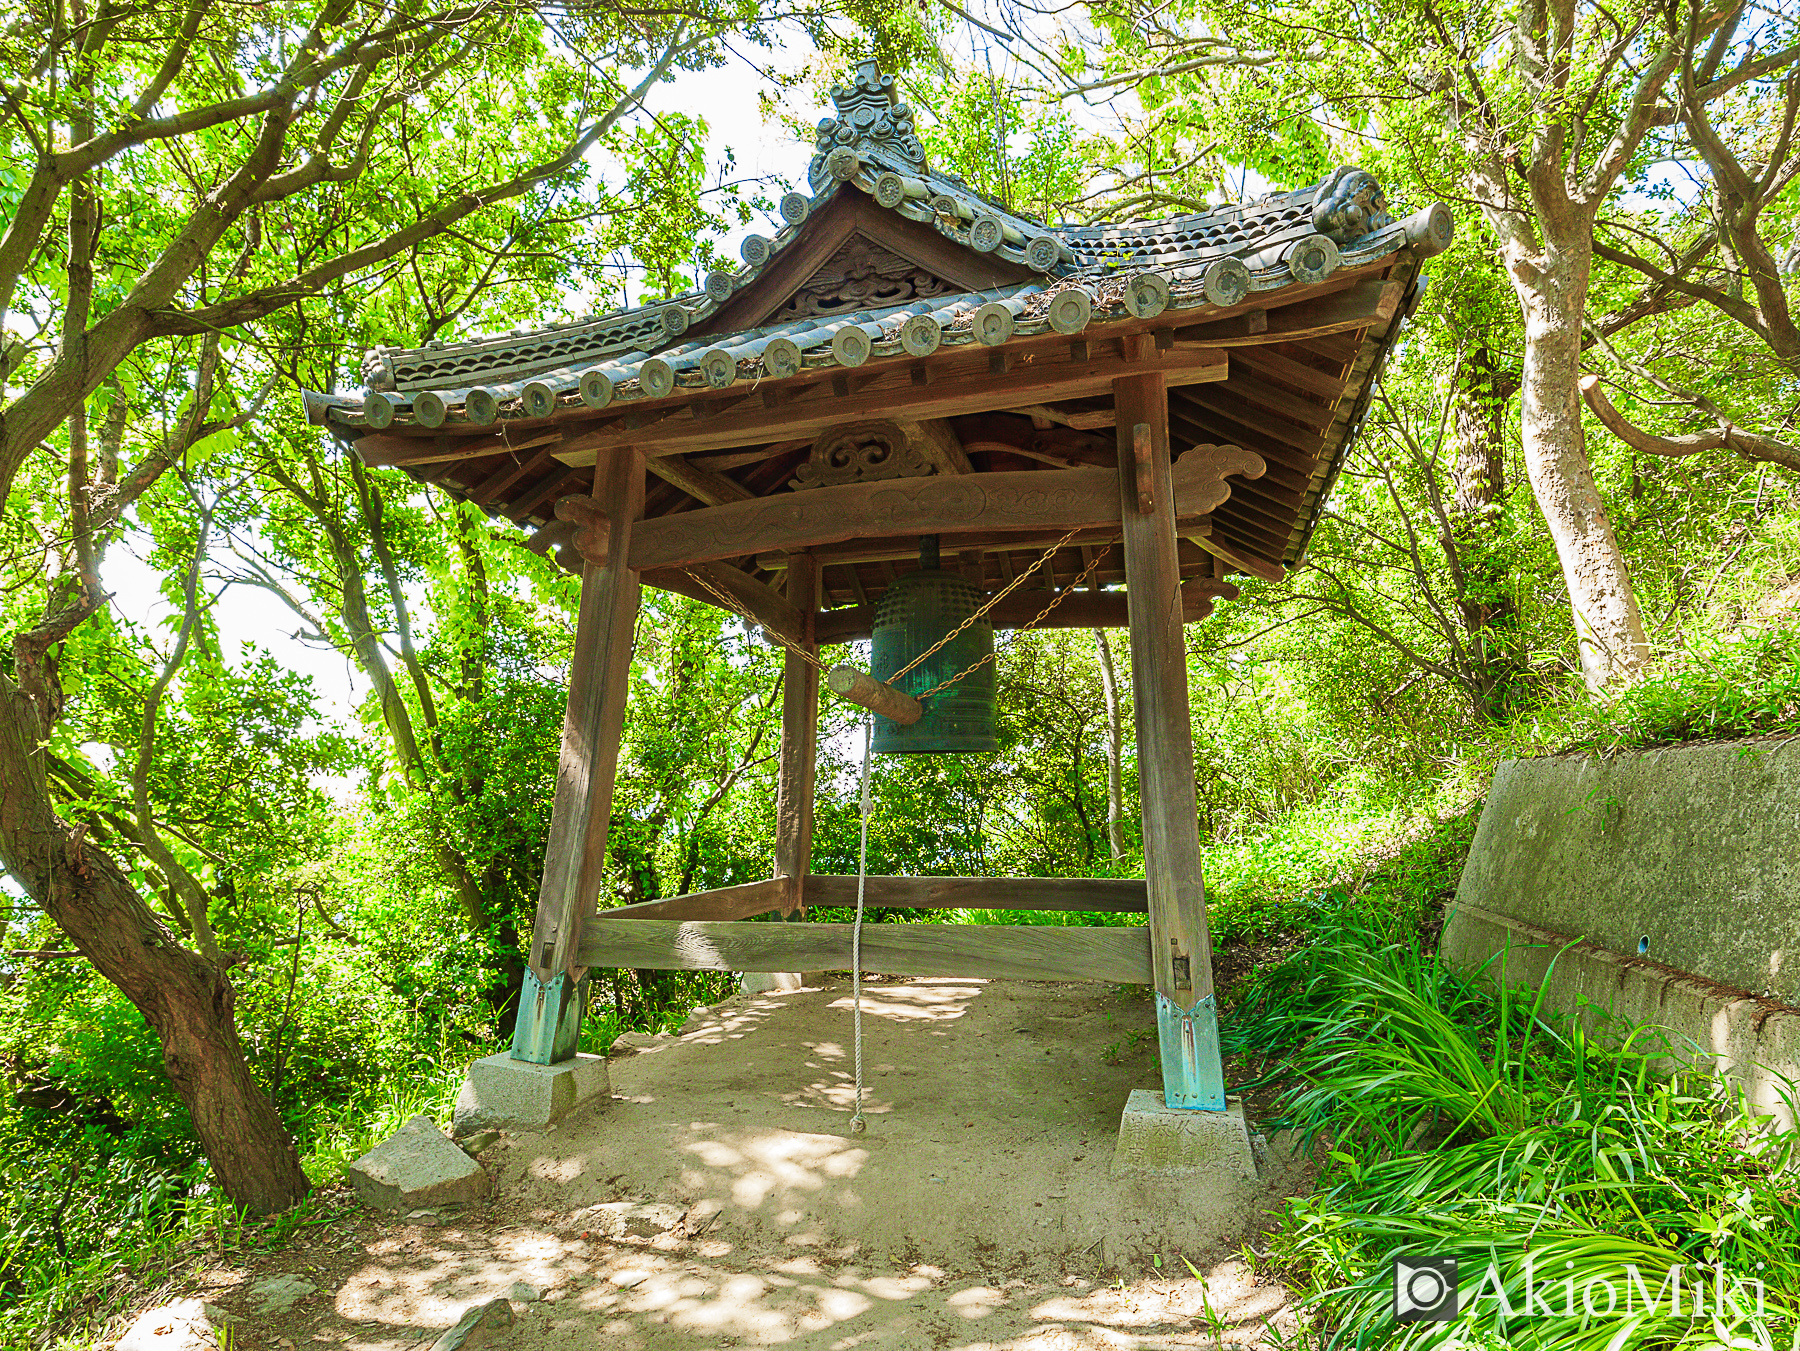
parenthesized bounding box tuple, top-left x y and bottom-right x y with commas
(511, 969, 587, 1065)
(1156, 991, 1226, 1111)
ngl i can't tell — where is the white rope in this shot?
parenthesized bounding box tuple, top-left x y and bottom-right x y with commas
(849, 715, 873, 1136)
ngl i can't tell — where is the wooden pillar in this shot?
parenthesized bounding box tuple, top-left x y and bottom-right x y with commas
(1114, 372, 1225, 1110)
(761, 552, 819, 993)
(512, 447, 645, 1064)
(775, 553, 821, 914)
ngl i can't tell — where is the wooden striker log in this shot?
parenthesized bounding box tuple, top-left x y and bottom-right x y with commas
(826, 666, 924, 725)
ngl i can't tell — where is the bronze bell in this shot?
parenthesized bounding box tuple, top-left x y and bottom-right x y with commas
(870, 538, 997, 754)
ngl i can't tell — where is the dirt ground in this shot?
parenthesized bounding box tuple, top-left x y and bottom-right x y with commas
(172, 977, 1314, 1350)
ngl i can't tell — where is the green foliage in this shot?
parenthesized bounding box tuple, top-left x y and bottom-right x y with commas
(1564, 625, 1800, 751)
(1239, 912, 1800, 1351)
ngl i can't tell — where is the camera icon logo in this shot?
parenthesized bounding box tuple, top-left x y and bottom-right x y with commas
(1392, 1255, 1458, 1322)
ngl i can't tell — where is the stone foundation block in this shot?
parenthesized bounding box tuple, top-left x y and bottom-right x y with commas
(345, 1115, 488, 1213)
(452, 1051, 610, 1136)
(1112, 1091, 1257, 1180)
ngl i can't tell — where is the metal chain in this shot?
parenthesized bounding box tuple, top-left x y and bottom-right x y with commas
(683, 567, 830, 673)
(687, 528, 1108, 705)
(910, 544, 1114, 700)
(887, 524, 1086, 683)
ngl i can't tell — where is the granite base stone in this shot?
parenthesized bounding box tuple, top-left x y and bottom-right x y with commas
(453, 1051, 610, 1136)
(1112, 1091, 1258, 1180)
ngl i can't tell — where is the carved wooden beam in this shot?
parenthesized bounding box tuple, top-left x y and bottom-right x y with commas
(630, 444, 1263, 573)
(555, 495, 610, 566)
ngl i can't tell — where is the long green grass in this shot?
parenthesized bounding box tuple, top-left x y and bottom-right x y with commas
(1232, 917, 1800, 1351)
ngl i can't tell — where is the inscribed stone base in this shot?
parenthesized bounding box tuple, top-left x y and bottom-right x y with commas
(453, 1051, 610, 1136)
(1112, 1090, 1257, 1180)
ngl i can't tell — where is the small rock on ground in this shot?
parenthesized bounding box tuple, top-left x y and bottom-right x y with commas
(428, 1298, 513, 1350)
(112, 1298, 227, 1350)
(507, 1280, 542, 1302)
(248, 1274, 318, 1315)
(606, 1032, 672, 1057)
(573, 1199, 685, 1238)
(346, 1114, 489, 1212)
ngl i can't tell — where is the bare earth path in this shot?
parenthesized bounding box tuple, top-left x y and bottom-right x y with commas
(177, 978, 1311, 1349)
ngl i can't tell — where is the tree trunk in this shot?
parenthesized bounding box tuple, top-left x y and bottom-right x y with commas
(1449, 346, 1525, 714)
(0, 675, 308, 1215)
(1510, 230, 1649, 690)
(1094, 629, 1127, 861)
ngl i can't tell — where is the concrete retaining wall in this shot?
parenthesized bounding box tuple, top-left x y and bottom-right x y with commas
(1443, 735, 1800, 1127)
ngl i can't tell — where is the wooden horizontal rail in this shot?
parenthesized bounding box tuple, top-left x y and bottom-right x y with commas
(803, 875, 1148, 913)
(592, 878, 790, 924)
(576, 919, 1153, 984)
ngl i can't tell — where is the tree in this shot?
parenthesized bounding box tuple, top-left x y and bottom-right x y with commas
(0, 0, 880, 1213)
(949, 0, 1799, 690)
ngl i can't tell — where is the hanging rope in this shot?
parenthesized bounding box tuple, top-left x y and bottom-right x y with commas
(849, 713, 873, 1136)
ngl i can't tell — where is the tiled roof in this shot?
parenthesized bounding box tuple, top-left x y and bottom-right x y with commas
(314, 61, 1451, 436)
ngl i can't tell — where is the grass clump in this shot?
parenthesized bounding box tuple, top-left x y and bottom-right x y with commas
(1234, 915, 1800, 1351)
(1560, 623, 1800, 752)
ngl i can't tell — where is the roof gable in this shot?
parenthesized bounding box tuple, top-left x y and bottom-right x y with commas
(691, 191, 1033, 336)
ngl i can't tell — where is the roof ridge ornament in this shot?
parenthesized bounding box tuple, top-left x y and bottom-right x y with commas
(809, 59, 926, 192)
(1311, 167, 1393, 245)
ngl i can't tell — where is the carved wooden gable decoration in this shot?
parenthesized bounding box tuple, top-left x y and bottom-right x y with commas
(768, 234, 962, 323)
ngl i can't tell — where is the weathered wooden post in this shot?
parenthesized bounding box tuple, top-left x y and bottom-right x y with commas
(756, 551, 823, 993)
(1114, 371, 1225, 1111)
(511, 446, 646, 1063)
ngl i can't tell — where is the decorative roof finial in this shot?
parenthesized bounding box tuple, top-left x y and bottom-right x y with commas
(808, 59, 926, 192)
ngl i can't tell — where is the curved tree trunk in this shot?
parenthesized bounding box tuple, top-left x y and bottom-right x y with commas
(1511, 231, 1649, 691)
(0, 676, 308, 1215)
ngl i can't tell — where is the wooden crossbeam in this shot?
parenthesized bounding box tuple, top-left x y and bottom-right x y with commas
(645, 453, 755, 505)
(802, 875, 1148, 912)
(812, 577, 1230, 643)
(593, 878, 790, 923)
(631, 445, 1255, 573)
(641, 561, 807, 648)
(1225, 369, 1339, 434)
(1197, 528, 1286, 582)
(1172, 387, 1327, 458)
(575, 918, 1154, 984)
(1229, 346, 1350, 401)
